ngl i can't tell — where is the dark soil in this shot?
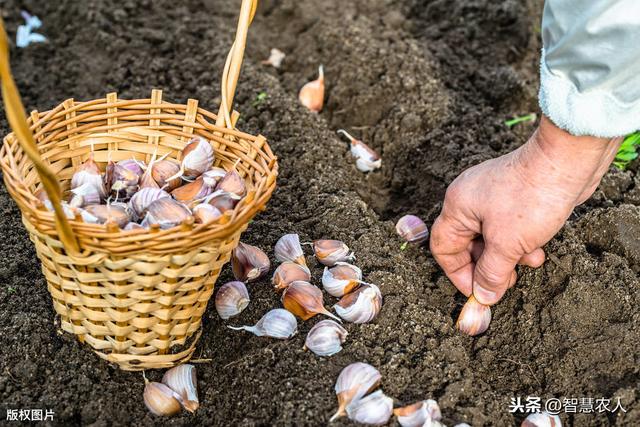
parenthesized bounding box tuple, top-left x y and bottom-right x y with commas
(0, 0, 638, 426)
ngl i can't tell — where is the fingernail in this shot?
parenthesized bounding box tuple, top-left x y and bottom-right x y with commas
(473, 282, 496, 305)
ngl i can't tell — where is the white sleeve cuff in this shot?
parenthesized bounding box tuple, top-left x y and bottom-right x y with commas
(538, 48, 640, 138)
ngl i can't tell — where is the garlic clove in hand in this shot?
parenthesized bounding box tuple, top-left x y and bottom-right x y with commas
(215, 281, 250, 320)
(228, 308, 297, 339)
(299, 65, 324, 113)
(304, 319, 348, 357)
(334, 284, 382, 324)
(338, 129, 382, 172)
(322, 262, 362, 297)
(346, 390, 393, 426)
(143, 381, 182, 417)
(272, 261, 311, 292)
(456, 295, 491, 336)
(232, 242, 270, 282)
(274, 233, 306, 266)
(522, 412, 563, 427)
(162, 364, 199, 413)
(394, 399, 442, 427)
(313, 239, 354, 266)
(282, 281, 341, 322)
(330, 362, 382, 421)
(396, 214, 429, 245)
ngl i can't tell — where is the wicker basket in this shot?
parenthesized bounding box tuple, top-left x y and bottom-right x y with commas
(0, 0, 277, 370)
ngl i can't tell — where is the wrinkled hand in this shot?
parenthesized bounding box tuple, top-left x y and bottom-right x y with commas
(430, 116, 622, 305)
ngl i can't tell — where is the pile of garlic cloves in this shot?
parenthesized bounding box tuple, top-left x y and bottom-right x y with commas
(143, 364, 199, 417)
(38, 136, 248, 231)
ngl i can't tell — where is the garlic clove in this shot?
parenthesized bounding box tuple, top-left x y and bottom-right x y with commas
(522, 412, 563, 427)
(396, 215, 429, 245)
(272, 261, 311, 292)
(162, 364, 199, 413)
(192, 203, 223, 224)
(345, 390, 393, 426)
(71, 153, 106, 198)
(299, 65, 324, 113)
(228, 308, 297, 339)
(321, 262, 362, 297)
(282, 281, 341, 322)
(274, 233, 306, 266)
(152, 159, 182, 191)
(203, 189, 241, 213)
(261, 48, 286, 68)
(338, 129, 382, 172)
(232, 242, 270, 282)
(215, 281, 250, 320)
(202, 167, 227, 188)
(304, 319, 348, 357)
(117, 158, 145, 177)
(330, 362, 382, 422)
(84, 204, 130, 228)
(394, 399, 442, 427)
(124, 222, 144, 231)
(454, 424, 472, 427)
(129, 187, 171, 218)
(171, 176, 214, 206)
(180, 136, 215, 179)
(143, 198, 193, 230)
(69, 182, 103, 208)
(143, 381, 182, 417)
(312, 239, 354, 266)
(216, 169, 246, 199)
(334, 284, 382, 324)
(456, 295, 491, 336)
(108, 162, 140, 201)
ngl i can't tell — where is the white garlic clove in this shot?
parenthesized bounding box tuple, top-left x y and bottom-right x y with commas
(304, 319, 348, 357)
(118, 158, 145, 176)
(522, 412, 562, 427)
(394, 399, 442, 427)
(313, 239, 354, 266)
(345, 390, 393, 426)
(282, 281, 341, 322)
(322, 262, 362, 297)
(180, 136, 215, 179)
(69, 182, 103, 208)
(272, 261, 311, 292)
(232, 242, 270, 282)
(228, 308, 297, 339)
(299, 65, 324, 113)
(456, 295, 491, 336)
(334, 284, 382, 324)
(71, 154, 106, 198)
(124, 222, 144, 231)
(143, 381, 182, 417)
(215, 281, 250, 320)
(143, 198, 193, 230)
(84, 204, 130, 228)
(203, 189, 241, 213)
(274, 233, 306, 266)
(151, 159, 182, 191)
(454, 424, 472, 427)
(202, 167, 227, 188)
(396, 215, 429, 245)
(129, 187, 171, 218)
(216, 169, 246, 199)
(107, 162, 140, 201)
(161, 364, 199, 413)
(171, 176, 214, 206)
(330, 362, 382, 422)
(192, 203, 223, 224)
(261, 48, 286, 68)
(338, 129, 382, 172)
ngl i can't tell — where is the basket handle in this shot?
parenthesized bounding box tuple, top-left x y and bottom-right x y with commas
(216, 0, 259, 129)
(0, 20, 80, 254)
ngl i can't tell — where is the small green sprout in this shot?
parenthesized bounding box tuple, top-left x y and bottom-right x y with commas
(252, 91, 268, 107)
(400, 242, 408, 251)
(7, 286, 15, 294)
(614, 132, 640, 170)
(505, 113, 537, 128)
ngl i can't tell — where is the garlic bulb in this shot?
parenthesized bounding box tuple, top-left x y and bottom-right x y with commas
(162, 364, 199, 413)
(202, 167, 227, 188)
(84, 204, 130, 228)
(522, 412, 563, 427)
(216, 169, 246, 199)
(313, 239, 354, 266)
(71, 154, 106, 197)
(171, 176, 214, 206)
(304, 320, 348, 357)
(346, 390, 393, 426)
(272, 261, 311, 292)
(192, 203, 222, 224)
(151, 159, 182, 191)
(180, 136, 215, 179)
(142, 198, 193, 230)
(396, 215, 429, 245)
(129, 187, 170, 218)
(143, 381, 182, 417)
(69, 182, 102, 208)
(322, 262, 362, 297)
(204, 190, 241, 213)
(232, 242, 270, 282)
(299, 65, 324, 113)
(394, 399, 442, 427)
(215, 281, 250, 320)
(228, 308, 297, 339)
(107, 162, 140, 200)
(261, 48, 285, 68)
(456, 295, 491, 336)
(334, 284, 382, 324)
(338, 129, 382, 172)
(330, 362, 382, 421)
(274, 233, 306, 266)
(282, 281, 341, 322)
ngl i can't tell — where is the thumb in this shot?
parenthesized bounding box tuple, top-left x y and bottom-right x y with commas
(473, 243, 520, 305)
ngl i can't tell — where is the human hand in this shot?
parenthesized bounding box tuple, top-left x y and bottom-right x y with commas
(430, 116, 623, 305)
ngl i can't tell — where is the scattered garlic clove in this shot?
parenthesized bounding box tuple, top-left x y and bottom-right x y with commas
(84, 204, 130, 228)
(522, 412, 563, 427)
(71, 153, 106, 198)
(232, 242, 270, 282)
(299, 65, 324, 113)
(179, 136, 215, 179)
(272, 261, 311, 292)
(274, 233, 306, 266)
(216, 169, 246, 199)
(394, 399, 442, 427)
(228, 308, 297, 339)
(322, 262, 362, 297)
(162, 364, 199, 413)
(203, 189, 241, 213)
(282, 281, 341, 322)
(108, 162, 140, 201)
(396, 215, 429, 245)
(69, 182, 102, 208)
(313, 239, 354, 266)
(129, 187, 171, 218)
(171, 176, 214, 206)
(143, 381, 182, 417)
(338, 129, 382, 172)
(143, 198, 193, 230)
(152, 159, 182, 191)
(330, 362, 382, 422)
(456, 295, 491, 336)
(215, 281, 250, 320)
(346, 390, 393, 426)
(202, 167, 227, 188)
(304, 319, 348, 357)
(192, 203, 222, 224)
(334, 284, 382, 324)
(261, 48, 286, 68)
